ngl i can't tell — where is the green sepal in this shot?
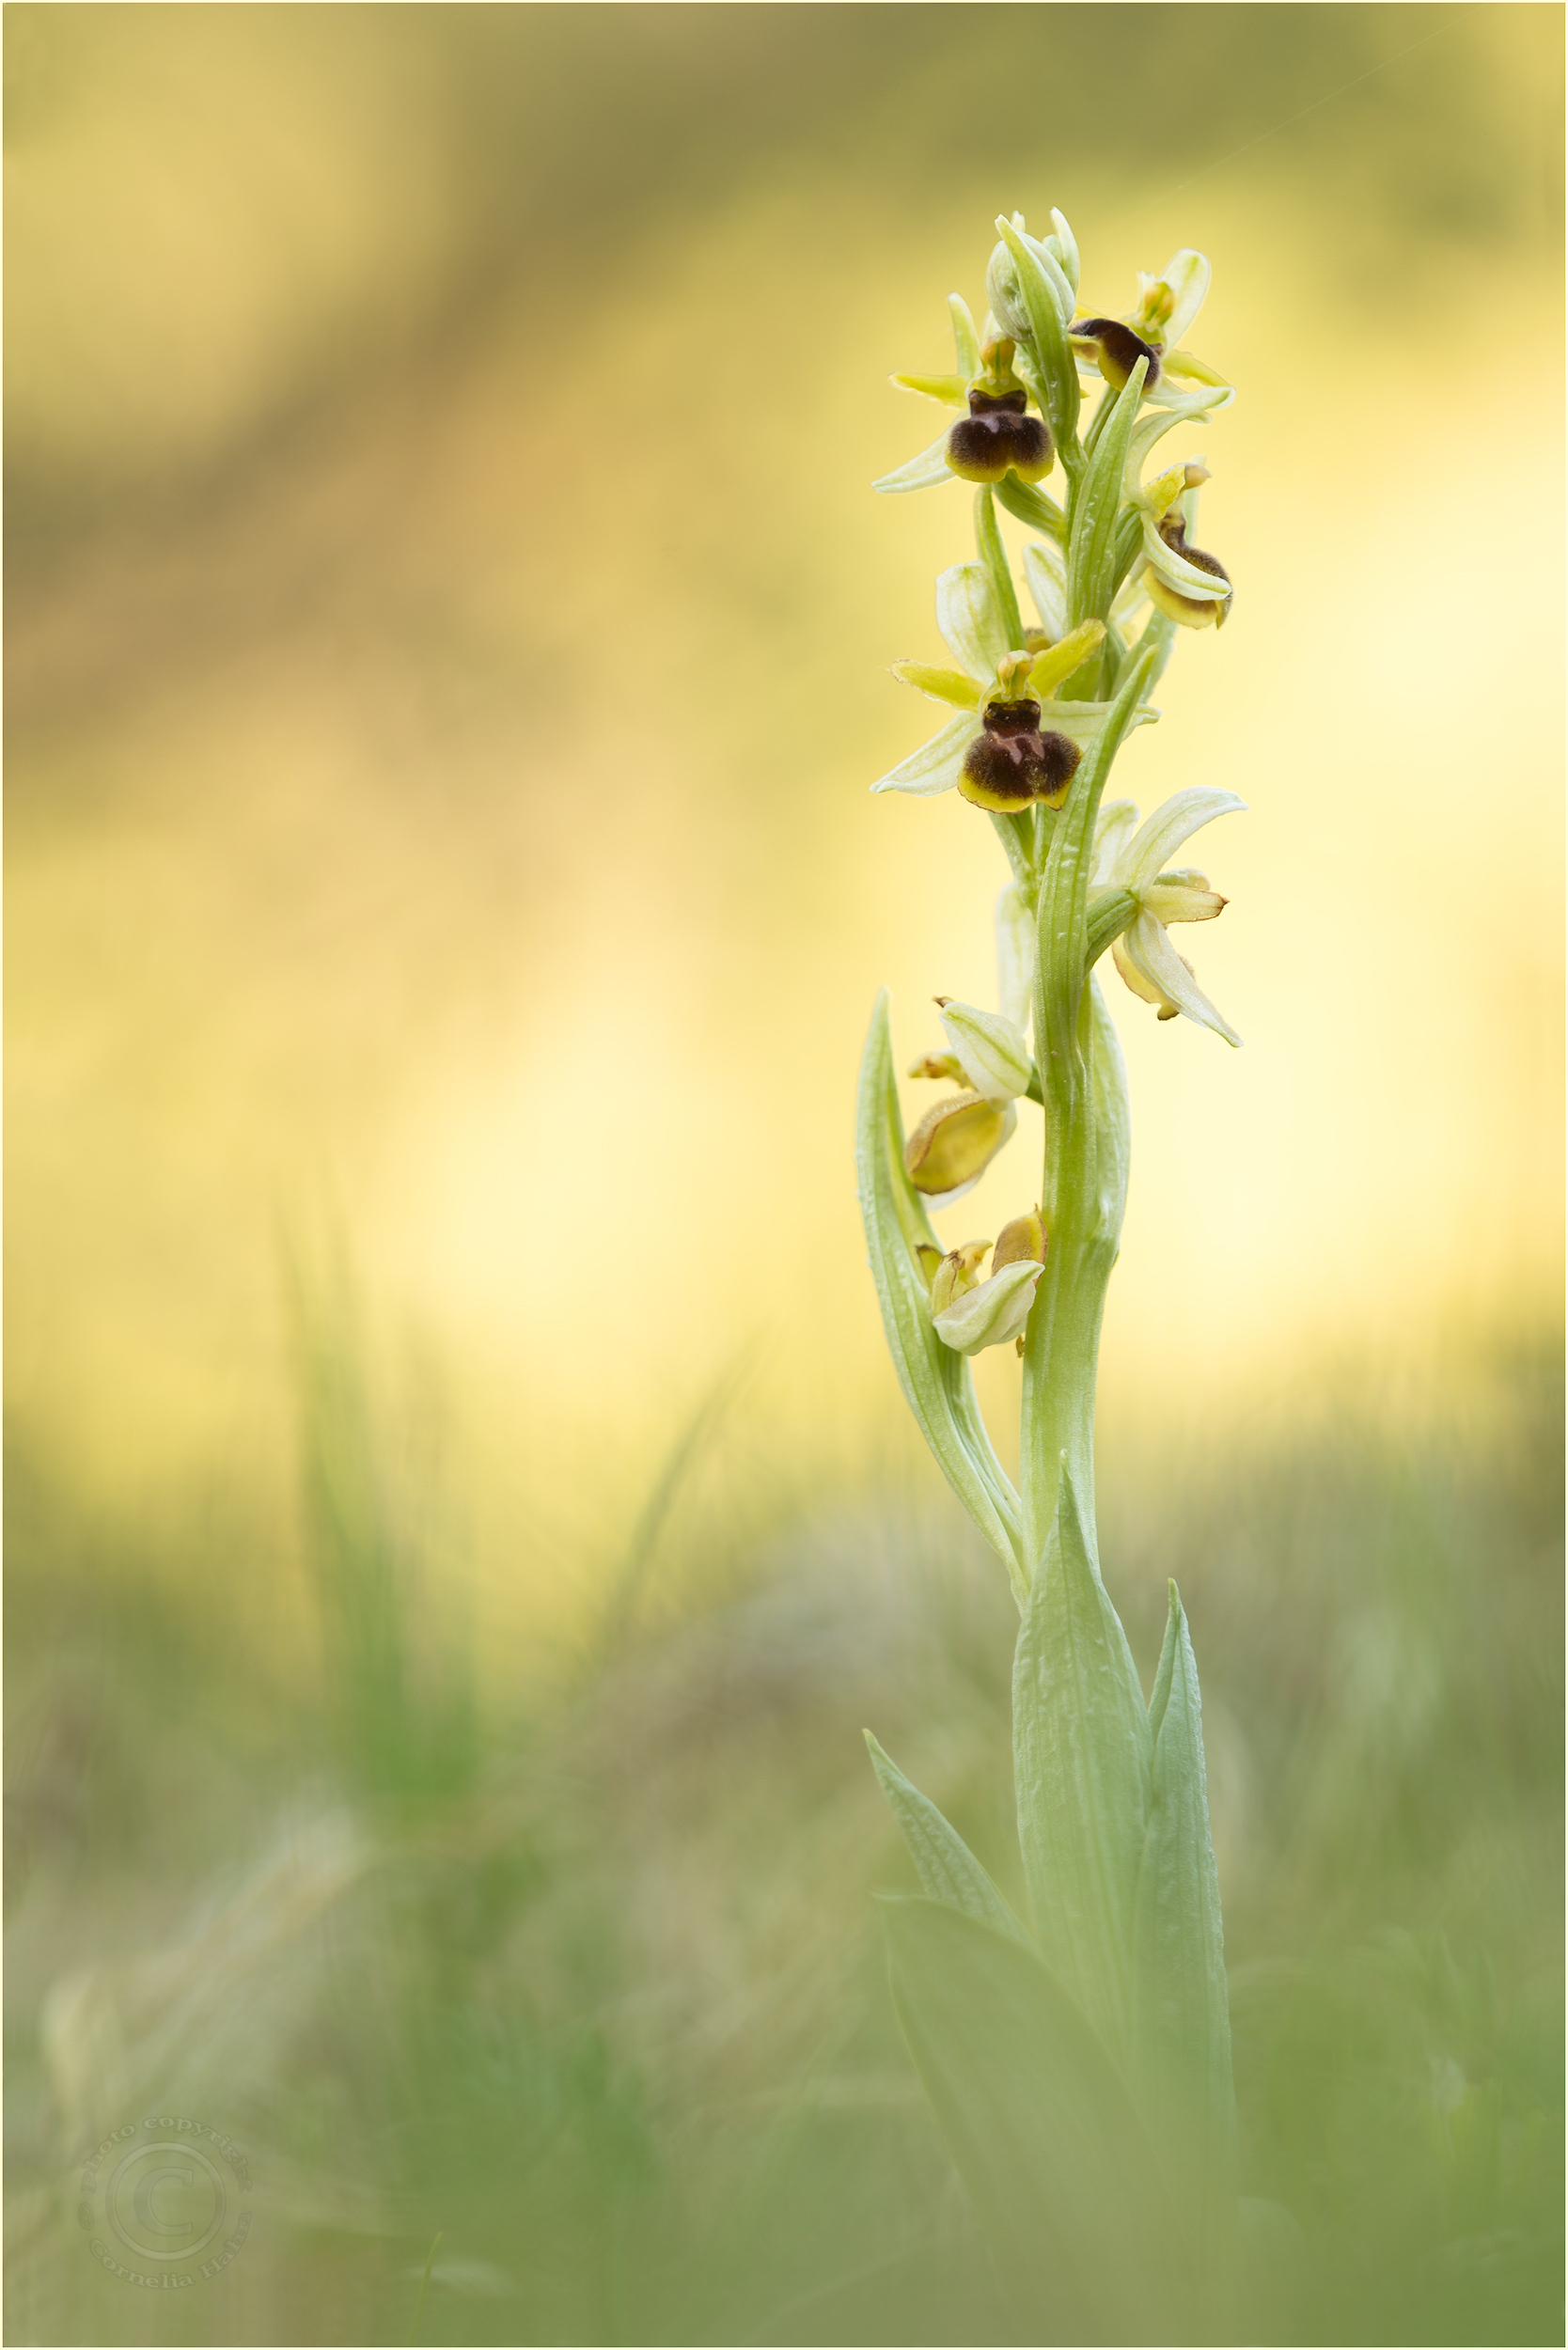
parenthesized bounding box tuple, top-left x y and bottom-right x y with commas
(995, 472, 1067, 544)
(882, 1898, 1168, 2343)
(873, 431, 953, 495)
(973, 486, 1026, 652)
(993, 216, 1081, 477)
(855, 993, 1027, 1599)
(1086, 886, 1138, 968)
(1114, 607, 1178, 696)
(1135, 1584, 1237, 2279)
(1012, 1465, 1151, 2055)
(864, 1732, 1031, 1946)
(1067, 359, 1148, 628)
(948, 291, 980, 378)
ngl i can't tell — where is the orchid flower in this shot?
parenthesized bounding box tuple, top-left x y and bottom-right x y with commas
(1091, 788, 1246, 1044)
(872, 562, 1156, 807)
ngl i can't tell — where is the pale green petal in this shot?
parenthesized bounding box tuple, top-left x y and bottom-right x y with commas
(948, 292, 980, 379)
(936, 561, 1011, 682)
(1145, 350, 1231, 403)
(1121, 911, 1241, 1045)
(939, 1000, 1033, 1101)
(1121, 788, 1246, 891)
(1023, 539, 1068, 643)
(870, 709, 978, 796)
(933, 1259, 1043, 1355)
(874, 431, 955, 495)
(1142, 877, 1226, 925)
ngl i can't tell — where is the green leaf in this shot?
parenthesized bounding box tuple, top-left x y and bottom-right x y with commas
(1114, 607, 1178, 697)
(1067, 361, 1147, 628)
(995, 472, 1067, 544)
(994, 216, 1081, 474)
(1135, 1584, 1236, 2275)
(882, 1897, 1168, 2342)
(864, 1733, 1030, 1946)
(855, 993, 1027, 1599)
(1013, 1465, 1150, 2054)
(974, 487, 1026, 651)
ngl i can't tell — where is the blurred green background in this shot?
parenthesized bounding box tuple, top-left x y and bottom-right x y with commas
(6, 6, 1562, 2343)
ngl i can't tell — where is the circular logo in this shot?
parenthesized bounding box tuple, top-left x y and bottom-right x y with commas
(78, 2118, 250, 2290)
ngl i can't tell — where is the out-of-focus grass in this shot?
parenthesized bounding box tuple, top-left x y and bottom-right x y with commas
(6, 1315, 1560, 2345)
(4, 7, 1562, 2343)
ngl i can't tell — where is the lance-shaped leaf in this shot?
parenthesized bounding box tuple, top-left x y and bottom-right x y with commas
(1135, 1584, 1237, 2282)
(1013, 1465, 1150, 2055)
(865, 1734, 1030, 1947)
(996, 472, 1067, 544)
(1068, 359, 1148, 628)
(974, 485, 1026, 652)
(994, 216, 1081, 469)
(883, 1898, 1169, 2343)
(855, 993, 1027, 1598)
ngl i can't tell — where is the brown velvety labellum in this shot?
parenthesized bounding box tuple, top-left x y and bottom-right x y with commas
(959, 702, 1082, 811)
(1072, 316, 1161, 392)
(947, 389, 1053, 484)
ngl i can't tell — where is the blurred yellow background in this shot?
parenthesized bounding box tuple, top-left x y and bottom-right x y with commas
(8, 2, 1562, 1622)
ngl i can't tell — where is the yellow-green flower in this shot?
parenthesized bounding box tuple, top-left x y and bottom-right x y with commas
(872, 564, 1155, 806)
(1092, 788, 1246, 1044)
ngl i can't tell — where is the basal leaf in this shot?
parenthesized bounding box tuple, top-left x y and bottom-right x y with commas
(865, 1732, 1030, 1946)
(1013, 1466, 1150, 2054)
(855, 993, 1027, 1599)
(883, 1897, 1168, 2343)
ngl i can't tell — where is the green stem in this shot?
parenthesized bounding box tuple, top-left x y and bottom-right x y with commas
(1019, 652, 1152, 1573)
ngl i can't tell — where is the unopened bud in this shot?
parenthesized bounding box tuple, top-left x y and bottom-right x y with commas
(991, 1205, 1047, 1271)
(914, 1242, 944, 1292)
(904, 1090, 1015, 1197)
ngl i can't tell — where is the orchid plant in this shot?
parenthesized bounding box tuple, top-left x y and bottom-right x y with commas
(856, 212, 1254, 2342)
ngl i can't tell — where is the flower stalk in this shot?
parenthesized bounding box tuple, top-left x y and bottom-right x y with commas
(856, 212, 1247, 2342)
